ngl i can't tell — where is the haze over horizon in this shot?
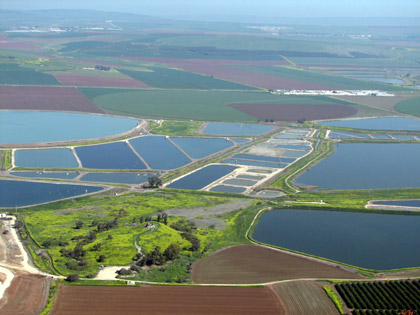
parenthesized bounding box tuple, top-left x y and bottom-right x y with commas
(1, 0, 419, 21)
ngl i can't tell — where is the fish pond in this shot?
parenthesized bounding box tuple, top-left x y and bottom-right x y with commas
(253, 209, 420, 270)
(318, 117, 420, 131)
(76, 142, 146, 170)
(9, 171, 79, 180)
(0, 180, 102, 207)
(14, 148, 79, 168)
(170, 137, 234, 159)
(370, 200, 420, 208)
(130, 136, 191, 170)
(80, 172, 159, 184)
(203, 122, 275, 136)
(295, 143, 420, 190)
(167, 164, 238, 190)
(209, 185, 246, 193)
(0, 111, 138, 144)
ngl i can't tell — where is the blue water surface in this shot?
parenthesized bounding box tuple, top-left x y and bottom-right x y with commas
(253, 209, 420, 270)
(167, 164, 237, 190)
(319, 117, 420, 131)
(14, 148, 78, 168)
(295, 143, 420, 189)
(0, 111, 138, 144)
(76, 142, 146, 170)
(0, 180, 102, 207)
(130, 136, 190, 170)
(170, 137, 233, 159)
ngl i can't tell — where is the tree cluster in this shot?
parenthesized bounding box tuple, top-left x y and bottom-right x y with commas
(95, 65, 110, 71)
(180, 232, 200, 251)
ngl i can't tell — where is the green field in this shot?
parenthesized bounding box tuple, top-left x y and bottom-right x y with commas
(233, 65, 411, 91)
(0, 63, 61, 85)
(118, 67, 258, 90)
(289, 56, 419, 67)
(151, 120, 201, 136)
(79, 88, 354, 121)
(395, 97, 420, 117)
(22, 190, 257, 277)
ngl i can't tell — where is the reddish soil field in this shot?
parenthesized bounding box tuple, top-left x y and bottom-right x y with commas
(192, 245, 362, 284)
(229, 103, 358, 121)
(0, 40, 42, 50)
(0, 86, 104, 113)
(124, 57, 336, 90)
(0, 274, 50, 315)
(55, 74, 149, 88)
(272, 281, 340, 315)
(50, 285, 285, 315)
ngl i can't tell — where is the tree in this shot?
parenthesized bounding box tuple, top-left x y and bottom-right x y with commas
(97, 255, 106, 262)
(66, 274, 79, 282)
(75, 221, 84, 229)
(164, 243, 181, 261)
(147, 176, 162, 188)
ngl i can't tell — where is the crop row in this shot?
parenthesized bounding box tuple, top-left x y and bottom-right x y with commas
(352, 310, 419, 315)
(336, 280, 420, 311)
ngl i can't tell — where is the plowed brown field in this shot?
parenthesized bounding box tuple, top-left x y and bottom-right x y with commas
(0, 274, 50, 315)
(192, 245, 362, 284)
(272, 281, 339, 315)
(0, 86, 104, 113)
(50, 285, 285, 315)
(55, 74, 149, 88)
(229, 103, 358, 121)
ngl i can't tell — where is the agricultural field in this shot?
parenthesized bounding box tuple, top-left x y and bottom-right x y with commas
(118, 66, 257, 90)
(49, 285, 285, 315)
(271, 281, 340, 315)
(0, 63, 61, 85)
(191, 244, 361, 284)
(231, 65, 412, 91)
(0, 86, 104, 113)
(0, 274, 50, 315)
(336, 280, 420, 314)
(54, 74, 149, 88)
(395, 97, 420, 117)
(79, 88, 366, 121)
(229, 103, 357, 121)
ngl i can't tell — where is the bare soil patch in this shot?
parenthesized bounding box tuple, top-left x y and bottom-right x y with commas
(0, 86, 104, 113)
(0, 274, 50, 315)
(192, 244, 361, 284)
(0, 272, 6, 283)
(229, 103, 358, 121)
(0, 40, 42, 50)
(50, 285, 285, 315)
(165, 199, 253, 229)
(55, 74, 149, 88)
(272, 281, 339, 315)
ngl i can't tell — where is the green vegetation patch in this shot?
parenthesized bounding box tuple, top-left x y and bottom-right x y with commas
(0, 149, 12, 171)
(0, 63, 61, 85)
(151, 120, 201, 136)
(79, 88, 350, 121)
(323, 286, 344, 314)
(232, 65, 411, 91)
(22, 190, 257, 278)
(118, 67, 257, 90)
(395, 97, 420, 117)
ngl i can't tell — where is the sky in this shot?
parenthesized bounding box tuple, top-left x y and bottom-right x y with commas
(1, 0, 419, 18)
